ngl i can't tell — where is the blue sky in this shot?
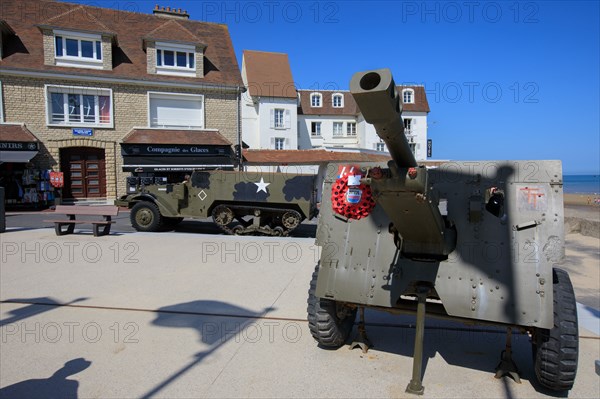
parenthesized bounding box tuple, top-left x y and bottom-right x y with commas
(78, 1, 599, 174)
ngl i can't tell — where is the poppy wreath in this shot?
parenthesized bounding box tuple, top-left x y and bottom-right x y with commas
(331, 174, 376, 220)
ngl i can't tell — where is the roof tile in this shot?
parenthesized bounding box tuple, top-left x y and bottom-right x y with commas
(144, 19, 202, 45)
(38, 5, 115, 35)
(298, 85, 430, 115)
(243, 50, 296, 98)
(122, 129, 232, 146)
(0, 124, 39, 142)
(243, 149, 391, 165)
(298, 91, 358, 116)
(0, 0, 242, 87)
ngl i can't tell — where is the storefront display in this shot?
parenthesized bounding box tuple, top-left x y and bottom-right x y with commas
(0, 163, 55, 208)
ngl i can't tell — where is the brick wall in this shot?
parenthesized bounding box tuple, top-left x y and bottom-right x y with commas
(101, 36, 113, 70)
(146, 42, 157, 75)
(41, 29, 54, 66)
(0, 74, 239, 197)
(195, 46, 204, 78)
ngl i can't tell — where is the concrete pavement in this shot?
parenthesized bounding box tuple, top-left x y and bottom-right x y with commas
(1, 228, 599, 398)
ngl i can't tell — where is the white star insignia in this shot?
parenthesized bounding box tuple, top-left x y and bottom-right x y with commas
(254, 177, 270, 193)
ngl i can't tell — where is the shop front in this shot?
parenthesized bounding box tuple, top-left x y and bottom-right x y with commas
(121, 129, 236, 192)
(0, 124, 55, 208)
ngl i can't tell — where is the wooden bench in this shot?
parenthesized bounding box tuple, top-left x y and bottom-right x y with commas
(44, 205, 119, 237)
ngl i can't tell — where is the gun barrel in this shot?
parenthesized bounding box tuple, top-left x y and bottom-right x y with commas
(349, 69, 417, 168)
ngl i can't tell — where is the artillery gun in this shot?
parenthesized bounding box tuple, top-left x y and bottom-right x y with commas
(116, 170, 316, 236)
(307, 69, 578, 393)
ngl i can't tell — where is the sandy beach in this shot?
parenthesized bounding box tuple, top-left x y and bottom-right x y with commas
(565, 192, 600, 208)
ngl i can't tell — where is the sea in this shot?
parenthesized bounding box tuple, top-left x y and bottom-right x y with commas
(563, 175, 600, 194)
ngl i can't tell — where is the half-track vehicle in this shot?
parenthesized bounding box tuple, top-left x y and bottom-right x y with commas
(307, 69, 578, 394)
(116, 170, 316, 236)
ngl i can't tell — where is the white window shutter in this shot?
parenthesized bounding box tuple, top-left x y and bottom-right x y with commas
(412, 119, 417, 125)
(284, 109, 291, 129)
(270, 137, 275, 147)
(270, 109, 275, 128)
(285, 138, 290, 149)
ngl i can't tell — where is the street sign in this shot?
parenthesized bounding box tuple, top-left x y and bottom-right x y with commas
(73, 128, 93, 137)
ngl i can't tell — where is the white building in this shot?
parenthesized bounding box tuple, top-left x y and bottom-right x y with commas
(299, 87, 430, 160)
(297, 91, 359, 150)
(241, 50, 430, 161)
(241, 50, 297, 150)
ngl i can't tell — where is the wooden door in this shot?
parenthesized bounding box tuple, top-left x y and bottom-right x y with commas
(61, 148, 106, 198)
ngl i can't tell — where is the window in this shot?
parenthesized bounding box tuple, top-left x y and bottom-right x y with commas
(148, 92, 204, 128)
(310, 93, 322, 107)
(346, 122, 356, 136)
(274, 138, 285, 150)
(332, 93, 343, 108)
(376, 142, 386, 152)
(47, 85, 112, 127)
(155, 42, 196, 77)
(54, 30, 103, 69)
(404, 118, 412, 133)
(274, 109, 285, 128)
(403, 89, 414, 104)
(333, 122, 343, 136)
(311, 121, 321, 136)
(270, 108, 290, 129)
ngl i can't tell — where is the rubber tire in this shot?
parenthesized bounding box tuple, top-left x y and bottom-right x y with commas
(533, 268, 579, 391)
(130, 201, 163, 232)
(307, 263, 357, 347)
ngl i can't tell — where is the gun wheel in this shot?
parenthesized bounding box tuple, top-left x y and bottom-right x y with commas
(281, 210, 301, 230)
(131, 201, 162, 232)
(532, 268, 579, 391)
(212, 205, 234, 226)
(307, 263, 356, 347)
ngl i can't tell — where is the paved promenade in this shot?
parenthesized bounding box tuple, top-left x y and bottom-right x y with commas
(0, 224, 598, 398)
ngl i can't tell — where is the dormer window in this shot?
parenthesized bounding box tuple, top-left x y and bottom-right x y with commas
(403, 89, 415, 104)
(310, 93, 322, 107)
(155, 42, 196, 77)
(332, 93, 343, 108)
(53, 30, 103, 69)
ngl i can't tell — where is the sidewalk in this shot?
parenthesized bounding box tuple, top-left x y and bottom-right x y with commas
(1, 228, 598, 398)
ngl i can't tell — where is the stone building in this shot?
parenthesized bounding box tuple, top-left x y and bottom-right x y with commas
(0, 0, 243, 205)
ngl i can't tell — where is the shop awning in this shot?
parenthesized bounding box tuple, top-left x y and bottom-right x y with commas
(0, 150, 39, 163)
(0, 124, 39, 163)
(121, 128, 235, 172)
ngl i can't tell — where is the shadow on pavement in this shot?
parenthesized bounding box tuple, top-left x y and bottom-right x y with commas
(141, 300, 275, 398)
(354, 309, 569, 396)
(0, 358, 91, 399)
(0, 297, 88, 327)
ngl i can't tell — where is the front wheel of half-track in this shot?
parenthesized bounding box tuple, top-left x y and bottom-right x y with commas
(130, 201, 163, 232)
(307, 264, 357, 347)
(533, 268, 579, 391)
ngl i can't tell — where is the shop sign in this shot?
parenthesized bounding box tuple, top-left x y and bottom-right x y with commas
(427, 139, 433, 158)
(122, 144, 226, 156)
(73, 128, 93, 137)
(0, 141, 39, 151)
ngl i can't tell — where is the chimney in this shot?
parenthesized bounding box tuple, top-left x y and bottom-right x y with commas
(153, 4, 190, 19)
